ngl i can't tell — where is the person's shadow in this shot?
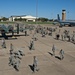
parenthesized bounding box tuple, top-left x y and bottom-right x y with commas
(29, 65, 34, 72)
(48, 52, 61, 60)
(28, 46, 31, 50)
(48, 52, 53, 56)
(55, 56, 61, 60)
(13, 65, 19, 71)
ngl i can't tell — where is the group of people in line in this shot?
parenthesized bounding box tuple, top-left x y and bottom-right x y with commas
(0, 28, 65, 72)
(1, 38, 38, 72)
(56, 29, 75, 44)
(34, 25, 75, 44)
(2, 25, 74, 72)
(9, 43, 25, 71)
(9, 43, 38, 72)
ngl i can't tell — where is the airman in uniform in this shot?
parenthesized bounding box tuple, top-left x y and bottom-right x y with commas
(33, 56, 39, 72)
(52, 44, 56, 56)
(59, 49, 64, 60)
(1, 38, 6, 48)
(30, 40, 35, 50)
(10, 43, 14, 54)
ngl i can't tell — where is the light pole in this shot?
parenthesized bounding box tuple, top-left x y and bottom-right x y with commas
(51, 13, 52, 19)
(36, 0, 38, 25)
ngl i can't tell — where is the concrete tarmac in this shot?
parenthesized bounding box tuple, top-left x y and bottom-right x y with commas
(0, 25, 75, 75)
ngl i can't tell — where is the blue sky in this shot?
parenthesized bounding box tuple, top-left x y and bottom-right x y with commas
(0, 0, 75, 20)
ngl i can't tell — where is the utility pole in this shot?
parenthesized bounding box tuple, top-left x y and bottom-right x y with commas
(36, 0, 38, 25)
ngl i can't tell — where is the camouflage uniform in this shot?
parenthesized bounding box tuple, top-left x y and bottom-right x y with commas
(9, 53, 15, 66)
(61, 34, 64, 41)
(30, 40, 34, 50)
(12, 55, 20, 71)
(10, 43, 14, 54)
(52, 44, 56, 56)
(59, 49, 64, 60)
(33, 56, 39, 72)
(1, 38, 6, 48)
(25, 30, 27, 36)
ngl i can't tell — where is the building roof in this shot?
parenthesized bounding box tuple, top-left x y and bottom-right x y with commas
(11, 15, 26, 17)
(10, 15, 36, 19)
(24, 15, 36, 19)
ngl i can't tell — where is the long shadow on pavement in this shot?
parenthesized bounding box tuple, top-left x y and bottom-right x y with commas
(55, 56, 61, 60)
(48, 52, 53, 56)
(29, 65, 34, 72)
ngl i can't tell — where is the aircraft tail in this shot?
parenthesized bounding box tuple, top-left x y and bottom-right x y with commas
(57, 14, 60, 21)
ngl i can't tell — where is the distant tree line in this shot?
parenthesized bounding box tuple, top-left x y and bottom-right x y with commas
(0, 17, 8, 21)
(14, 18, 26, 21)
(0, 17, 55, 22)
(14, 17, 50, 22)
(37, 18, 54, 22)
(37, 17, 49, 22)
(14, 17, 54, 22)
